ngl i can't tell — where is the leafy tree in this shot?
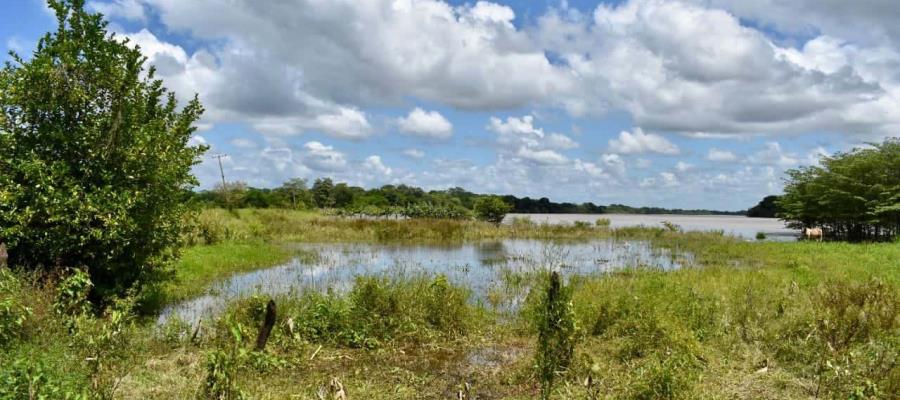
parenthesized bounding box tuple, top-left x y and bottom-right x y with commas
(278, 178, 309, 209)
(778, 138, 899, 241)
(0, 0, 206, 300)
(473, 196, 512, 224)
(311, 178, 335, 208)
(747, 195, 780, 218)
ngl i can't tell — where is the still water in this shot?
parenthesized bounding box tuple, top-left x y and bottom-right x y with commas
(159, 239, 693, 325)
(505, 214, 797, 241)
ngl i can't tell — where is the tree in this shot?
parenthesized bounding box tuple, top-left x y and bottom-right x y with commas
(0, 0, 206, 301)
(778, 138, 899, 241)
(311, 178, 335, 208)
(747, 195, 780, 218)
(473, 196, 512, 224)
(279, 178, 309, 209)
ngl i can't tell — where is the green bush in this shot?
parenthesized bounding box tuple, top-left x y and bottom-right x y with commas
(531, 272, 578, 399)
(0, 0, 206, 302)
(0, 269, 32, 346)
(473, 196, 512, 225)
(595, 218, 611, 227)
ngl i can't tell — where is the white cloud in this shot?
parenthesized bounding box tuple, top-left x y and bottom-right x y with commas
(230, 138, 257, 149)
(488, 115, 579, 165)
(302, 141, 347, 171)
(89, 0, 147, 22)
(747, 142, 800, 167)
(397, 108, 453, 139)
(363, 155, 393, 176)
(516, 147, 568, 165)
(601, 153, 626, 178)
(403, 148, 425, 159)
(675, 161, 692, 172)
(707, 148, 738, 162)
(608, 128, 680, 155)
(574, 159, 605, 178)
(545, 133, 579, 150)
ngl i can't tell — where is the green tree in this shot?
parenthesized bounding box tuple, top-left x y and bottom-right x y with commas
(279, 178, 309, 209)
(473, 196, 512, 224)
(0, 0, 206, 301)
(778, 138, 899, 241)
(311, 178, 335, 208)
(747, 195, 780, 218)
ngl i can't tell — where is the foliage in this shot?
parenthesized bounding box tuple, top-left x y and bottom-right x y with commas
(474, 196, 513, 224)
(532, 272, 578, 399)
(748, 195, 781, 218)
(0, 268, 32, 346)
(778, 137, 900, 241)
(0, 358, 88, 400)
(0, 0, 206, 301)
(200, 320, 247, 400)
(595, 218, 611, 227)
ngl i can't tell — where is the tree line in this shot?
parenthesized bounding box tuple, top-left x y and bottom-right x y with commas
(778, 138, 899, 241)
(192, 178, 747, 216)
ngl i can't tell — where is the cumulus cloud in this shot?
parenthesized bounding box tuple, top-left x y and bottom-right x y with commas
(608, 128, 680, 155)
(397, 108, 453, 139)
(487, 115, 578, 164)
(230, 138, 258, 149)
(747, 142, 800, 167)
(516, 147, 568, 165)
(707, 148, 738, 162)
(537, 0, 900, 137)
(363, 155, 393, 176)
(402, 148, 425, 159)
(302, 141, 347, 171)
(89, 0, 146, 21)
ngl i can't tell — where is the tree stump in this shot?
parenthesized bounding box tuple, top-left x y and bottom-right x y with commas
(255, 299, 277, 351)
(0, 243, 7, 268)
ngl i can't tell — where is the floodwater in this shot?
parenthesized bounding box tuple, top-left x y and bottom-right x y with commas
(158, 239, 693, 325)
(504, 214, 797, 241)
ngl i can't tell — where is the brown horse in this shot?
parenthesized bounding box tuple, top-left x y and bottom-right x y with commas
(802, 227, 823, 241)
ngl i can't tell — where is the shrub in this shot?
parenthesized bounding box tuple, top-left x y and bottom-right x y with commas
(532, 272, 578, 399)
(0, 0, 206, 302)
(0, 269, 32, 346)
(756, 231, 767, 240)
(573, 221, 592, 229)
(473, 196, 512, 225)
(595, 218, 611, 227)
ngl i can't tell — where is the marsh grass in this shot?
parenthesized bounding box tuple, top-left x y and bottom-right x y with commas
(1, 214, 897, 399)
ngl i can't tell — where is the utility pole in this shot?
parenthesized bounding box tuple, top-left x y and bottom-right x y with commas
(210, 154, 230, 208)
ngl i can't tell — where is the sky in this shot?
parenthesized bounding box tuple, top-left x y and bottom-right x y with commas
(3, 0, 900, 211)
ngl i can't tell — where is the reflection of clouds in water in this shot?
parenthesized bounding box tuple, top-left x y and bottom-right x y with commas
(158, 239, 693, 326)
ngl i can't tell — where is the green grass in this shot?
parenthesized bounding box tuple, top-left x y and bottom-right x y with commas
(2, 212, 898, 399)
(165, 241, 298, 302)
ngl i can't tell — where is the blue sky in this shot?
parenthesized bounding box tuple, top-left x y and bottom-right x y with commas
(3, 0, 899, 210)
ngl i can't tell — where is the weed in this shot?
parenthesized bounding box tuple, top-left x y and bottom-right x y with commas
(533, 272, 578, 399)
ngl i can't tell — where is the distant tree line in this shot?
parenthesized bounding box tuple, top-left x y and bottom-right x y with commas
(191, 177, 746, 216)
(778, 138, 899, 241)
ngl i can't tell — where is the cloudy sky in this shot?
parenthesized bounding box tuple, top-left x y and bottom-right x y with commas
(3, 0, 899, 210)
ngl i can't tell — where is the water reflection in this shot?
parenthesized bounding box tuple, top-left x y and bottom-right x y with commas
(159, 239, 693, 325)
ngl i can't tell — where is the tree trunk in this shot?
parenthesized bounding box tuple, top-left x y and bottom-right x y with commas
(255, 300, 277, 351)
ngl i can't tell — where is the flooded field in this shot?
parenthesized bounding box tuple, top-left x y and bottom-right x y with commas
(505, 213, 797, 240)
(159, 239, 693, 325)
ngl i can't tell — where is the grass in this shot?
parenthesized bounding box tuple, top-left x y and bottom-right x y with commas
(1, 210, 898, 399)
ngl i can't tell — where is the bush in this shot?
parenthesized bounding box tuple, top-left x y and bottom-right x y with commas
(0, 269, 32, 346)
(473, 196, 512, 225)
(756, 231, 767, 240)
(532, 272, 578, 399)
(595, 218, 611, 227)
(0, 0, 206, 302)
